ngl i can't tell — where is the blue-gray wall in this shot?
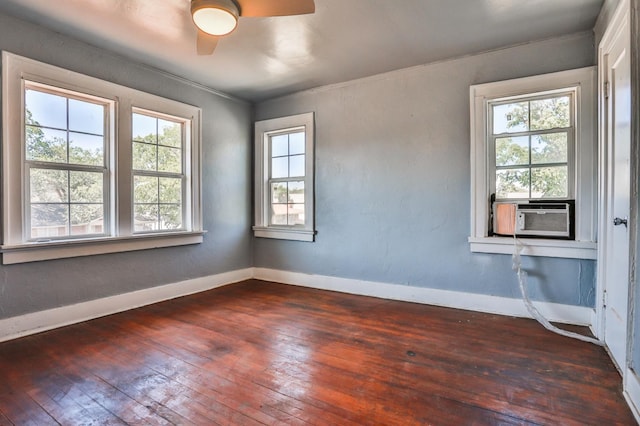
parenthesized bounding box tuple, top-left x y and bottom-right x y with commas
(0, 13, 254, 319)
(0, 10, 601, 323)
(254, 32, 597, 306)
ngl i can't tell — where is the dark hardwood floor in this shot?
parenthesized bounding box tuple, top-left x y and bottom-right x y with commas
(0, 279, 635, 425)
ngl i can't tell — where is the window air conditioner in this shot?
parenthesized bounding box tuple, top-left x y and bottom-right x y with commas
(492, 201, 574, 239)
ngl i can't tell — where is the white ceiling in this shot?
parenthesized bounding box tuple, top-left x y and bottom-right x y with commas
(0, 0, 604, 102)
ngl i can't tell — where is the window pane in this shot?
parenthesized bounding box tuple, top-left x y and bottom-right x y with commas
(496, 168, 530, 199)
(134, 204, 159, 232)
(134, 175, 159, 203)
(158, 119, 181, 148)
(132, 142, 157, 171)
(530, 96, 570, 131)
(69, 133, 104, 166)
(159, 177, 182, 204)
(531, 166, 568, 198)
(288, 181, 305, 204)
(493, 102, 528, 134)
(69, 99, 104, 135)
(70, 204, 103, 235)
(271, 182, 288, 203)
(31, 204, 69, 238)
(132, 113, 157, 142)
(271, 134, 289, 157)
(270, 204, 288, 225)
(531, 133, 568, 164)
(30, 168, 68, 202)
(158, 146, 182, 173)
(25, 89, 66, 129)
(288, 204, 305, 225)
(289, 155, 305, 177)
(70, 171, 103, 203)
(272, 157, 288, 178)
(495, 136, 529, 167)
(289, 132, 305, 155)
(159, 205, 182, 230)
(26, 127, 68, 163)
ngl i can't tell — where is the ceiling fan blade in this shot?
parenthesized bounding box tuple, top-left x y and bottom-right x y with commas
(196, 30, 219, 55)
(236, 0, 315, 17)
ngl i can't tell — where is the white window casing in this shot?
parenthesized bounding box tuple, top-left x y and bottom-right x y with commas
(469, 67, 597, 259)
(254, 112, 315, 242)
(1, 52, 203, 264)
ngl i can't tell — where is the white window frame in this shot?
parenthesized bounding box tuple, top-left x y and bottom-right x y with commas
(254, 112, 315, 242)
(1, 52, 203, 264)
(24, 80, 114, 241)
(131, 107, 192, 234)
(469, 67, 597, 259)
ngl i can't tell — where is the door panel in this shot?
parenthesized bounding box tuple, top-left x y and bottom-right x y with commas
(604, 16, 631, 372)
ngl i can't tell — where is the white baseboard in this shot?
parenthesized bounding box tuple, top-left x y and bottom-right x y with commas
(0, 266, 595, 343)
(253, 268, 594, 326)
(0, 268, 253, 343)
(625, 368, 640, 424)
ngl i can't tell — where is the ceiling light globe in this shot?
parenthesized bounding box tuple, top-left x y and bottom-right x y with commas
(191, 0, 239, 36)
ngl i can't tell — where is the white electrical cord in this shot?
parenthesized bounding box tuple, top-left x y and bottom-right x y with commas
(512, 234, 604, 346)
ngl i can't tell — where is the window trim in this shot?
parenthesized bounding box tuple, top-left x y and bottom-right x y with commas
(1, 51, 203, 264)
(469, 67, 597, 259)
(253, 112, 315, 242)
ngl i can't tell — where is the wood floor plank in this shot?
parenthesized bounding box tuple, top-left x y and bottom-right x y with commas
(95, 312, 354, 425)
(0, 279, 635, 425)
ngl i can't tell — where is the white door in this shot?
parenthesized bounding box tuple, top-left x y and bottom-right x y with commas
(602, 9, 631, 373)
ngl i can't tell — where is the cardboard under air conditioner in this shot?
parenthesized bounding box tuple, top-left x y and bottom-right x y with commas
(494, 203, 516, 236)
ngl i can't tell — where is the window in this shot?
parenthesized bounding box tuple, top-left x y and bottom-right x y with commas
(254, 113, 315, 241)
(469, 67, 597, 259)
(1, 52, 203, 264)
(132, 111, 186, 233)
(25, 83, 110, 239)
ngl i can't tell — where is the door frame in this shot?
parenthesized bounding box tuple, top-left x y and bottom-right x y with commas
(595, 0, 632, 364)
(596, 0, 640, 420)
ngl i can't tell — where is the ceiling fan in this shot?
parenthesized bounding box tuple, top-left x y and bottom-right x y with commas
(191, 0, 316, 55)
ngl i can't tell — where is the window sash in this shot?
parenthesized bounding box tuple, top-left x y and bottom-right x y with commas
(268, 177, 306, 227)
(26, 163, 110, 240)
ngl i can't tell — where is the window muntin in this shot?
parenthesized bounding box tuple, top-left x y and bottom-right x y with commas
(490, 92, 574, 200)
(269, 130, 306, 226)
(132, 111, 186, 233)
(24, 82, 109, 240)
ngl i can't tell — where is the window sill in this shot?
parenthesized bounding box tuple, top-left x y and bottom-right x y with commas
(253, 226, 315, 242)
(1, 231, 206, 264)
(468, 236, 597, 260)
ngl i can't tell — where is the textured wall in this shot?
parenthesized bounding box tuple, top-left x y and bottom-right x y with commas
(254, 33, 598, 306)
(0, 13, 253, 319)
